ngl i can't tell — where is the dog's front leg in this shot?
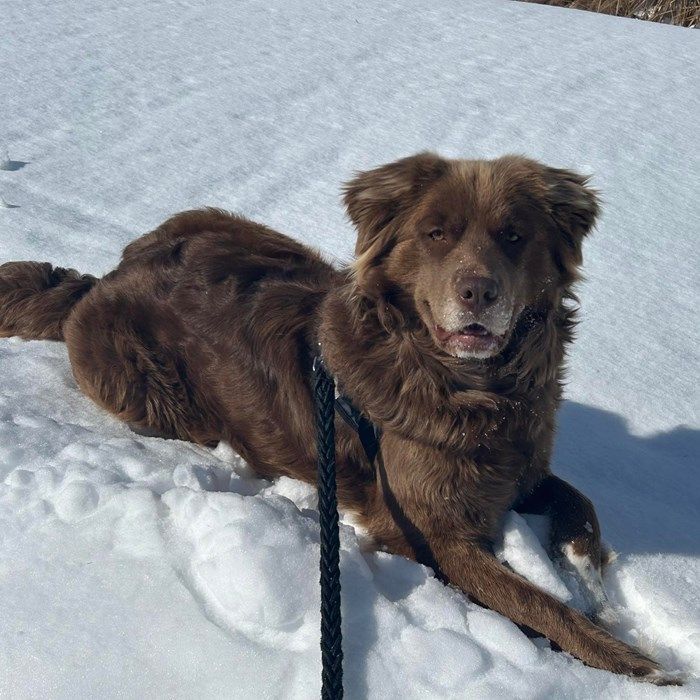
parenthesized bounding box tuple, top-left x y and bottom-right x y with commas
(366, 446, 670, 683)
(428, 535, 666, 682)
(514, 474, 612, 620)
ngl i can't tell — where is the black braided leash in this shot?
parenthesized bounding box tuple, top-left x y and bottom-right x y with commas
(312, 357, 344, 700)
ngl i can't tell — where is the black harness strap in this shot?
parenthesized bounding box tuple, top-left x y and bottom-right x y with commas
(334, 395, 381, 465)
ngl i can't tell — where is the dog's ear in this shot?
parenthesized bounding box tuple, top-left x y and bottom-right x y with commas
(343, 153, 447, 292)
(543, 166, 600, 277)
(545, 167, 600, 286)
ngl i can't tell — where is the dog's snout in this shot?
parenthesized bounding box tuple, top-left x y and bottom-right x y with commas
(455, 274, 499, 313)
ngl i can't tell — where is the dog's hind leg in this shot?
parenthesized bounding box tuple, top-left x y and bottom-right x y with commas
(63, 279, 220, 446)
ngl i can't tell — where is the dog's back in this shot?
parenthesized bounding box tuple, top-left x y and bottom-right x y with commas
(0, 208, 340, 461)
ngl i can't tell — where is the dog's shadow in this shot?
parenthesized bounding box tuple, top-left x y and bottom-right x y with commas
(554, 401, 699, 556)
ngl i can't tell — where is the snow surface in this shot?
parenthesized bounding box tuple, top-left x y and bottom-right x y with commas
(1, 0, 698, 697)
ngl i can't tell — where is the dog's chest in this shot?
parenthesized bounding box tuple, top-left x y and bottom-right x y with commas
(458, 397, 551, 496)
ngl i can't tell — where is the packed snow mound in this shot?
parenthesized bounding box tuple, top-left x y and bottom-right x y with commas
(1, 0, 698, 697)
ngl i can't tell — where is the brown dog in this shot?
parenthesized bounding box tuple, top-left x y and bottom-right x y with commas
(0, 153, 674, 683)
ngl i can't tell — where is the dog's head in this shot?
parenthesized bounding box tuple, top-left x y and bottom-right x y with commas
(344, 153, 599, 360)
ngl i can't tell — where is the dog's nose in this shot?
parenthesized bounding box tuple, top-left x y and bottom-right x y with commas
(455, 274, 499, 313)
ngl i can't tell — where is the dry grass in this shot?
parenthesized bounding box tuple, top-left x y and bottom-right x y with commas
(519, 0, 700, 27)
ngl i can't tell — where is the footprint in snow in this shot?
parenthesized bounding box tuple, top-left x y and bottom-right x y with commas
(1, 148, 27, 207)
(0, 195, 20, 209)
(0, 158, 28, 172)
(0, 147, 29, 172)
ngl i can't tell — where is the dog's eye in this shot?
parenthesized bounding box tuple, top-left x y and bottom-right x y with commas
(428, 228, 445, 241)
(504, 230, 521, 243)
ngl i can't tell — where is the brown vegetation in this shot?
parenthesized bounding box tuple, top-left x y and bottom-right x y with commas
(521, 0, 699, 28)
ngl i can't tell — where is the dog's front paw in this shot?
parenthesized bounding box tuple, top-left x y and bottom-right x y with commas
(639, 667, 686, 686)
(559, 542, 614, 623)
(591, 602, 619, 629)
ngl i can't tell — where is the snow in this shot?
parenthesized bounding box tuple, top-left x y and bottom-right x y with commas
(495, 512, 573, 604)
(0, 0, 698, 697)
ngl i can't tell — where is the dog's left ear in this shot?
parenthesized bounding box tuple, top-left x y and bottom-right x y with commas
(343, 153, 447, 293)
(543, 166, 600, 271)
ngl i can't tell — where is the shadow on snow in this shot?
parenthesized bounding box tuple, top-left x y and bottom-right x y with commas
(554, 401, 698, 557)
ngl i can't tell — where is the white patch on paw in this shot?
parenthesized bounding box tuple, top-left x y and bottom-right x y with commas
(561, 542, 614, 622)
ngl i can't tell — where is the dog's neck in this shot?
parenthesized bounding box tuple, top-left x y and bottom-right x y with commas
(318, 281, 576, 451)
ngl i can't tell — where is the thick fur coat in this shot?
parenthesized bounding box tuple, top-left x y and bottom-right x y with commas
(0, 154, 676, 683)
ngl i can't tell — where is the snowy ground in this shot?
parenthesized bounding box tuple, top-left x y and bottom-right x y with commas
(1, 0, 698, 697)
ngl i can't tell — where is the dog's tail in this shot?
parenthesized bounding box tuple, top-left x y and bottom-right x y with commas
(0, 261, 97, 341)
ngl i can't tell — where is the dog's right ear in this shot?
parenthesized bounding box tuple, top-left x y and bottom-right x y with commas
(343, 153, 447, 293)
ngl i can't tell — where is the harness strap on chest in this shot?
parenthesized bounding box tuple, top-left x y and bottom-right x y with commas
(312, 356, 381, 467)
(333, 394, 382, 465)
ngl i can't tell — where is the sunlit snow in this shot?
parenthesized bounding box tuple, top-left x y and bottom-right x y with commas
(1, 0, 698, 697)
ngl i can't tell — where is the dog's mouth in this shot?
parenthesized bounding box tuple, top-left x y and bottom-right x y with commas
(432, 322, 507, 359)
(422, 300, 513, 359)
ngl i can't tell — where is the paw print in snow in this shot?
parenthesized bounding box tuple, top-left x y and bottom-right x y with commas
(0, 145, 27, 209)
(0, 146, 28, 172)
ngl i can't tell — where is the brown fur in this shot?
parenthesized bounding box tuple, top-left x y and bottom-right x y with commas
(0, 155, 677, 683)
(0, 262, 96, 340)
